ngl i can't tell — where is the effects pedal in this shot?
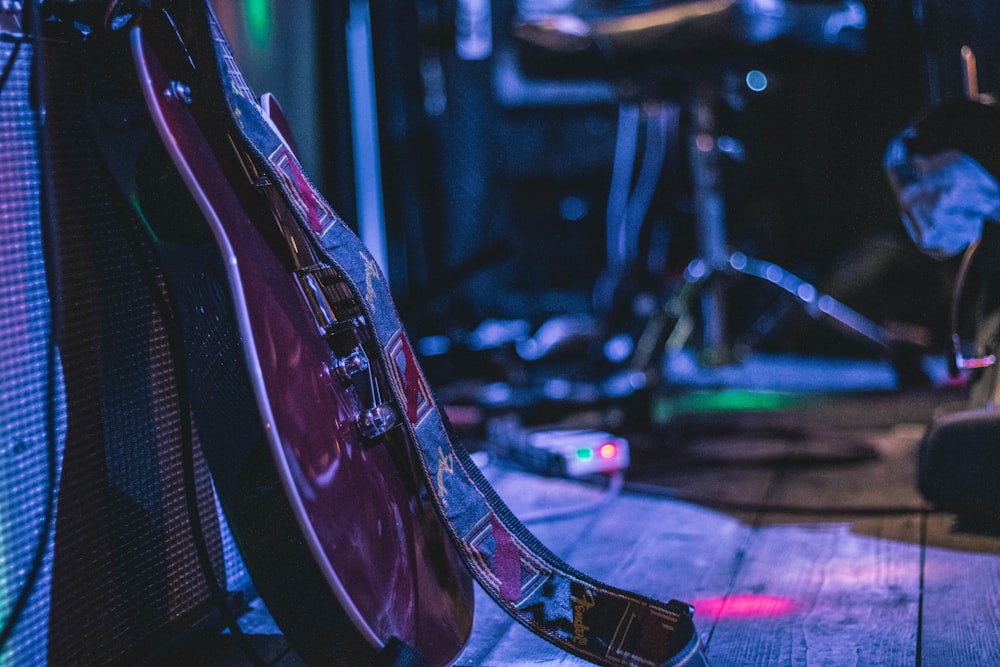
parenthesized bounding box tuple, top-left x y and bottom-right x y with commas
(486, 416, 630, 478)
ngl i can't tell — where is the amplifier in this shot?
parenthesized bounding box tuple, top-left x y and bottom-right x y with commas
(0, 9, 62, 666)
(0, 10, 252, 666)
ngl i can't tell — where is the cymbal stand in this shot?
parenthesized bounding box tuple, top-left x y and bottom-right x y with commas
(625, 84, 892, 383)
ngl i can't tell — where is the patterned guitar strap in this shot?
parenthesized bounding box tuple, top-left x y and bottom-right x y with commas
(190, 3, 707, 666)
(57, 0, 709, 665)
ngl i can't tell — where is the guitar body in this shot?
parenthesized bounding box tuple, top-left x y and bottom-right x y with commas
(68, 2, 706, 665)
(117, 10, 473, 666)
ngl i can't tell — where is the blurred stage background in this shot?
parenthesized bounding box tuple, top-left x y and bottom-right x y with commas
(212, 0, 1000, 402)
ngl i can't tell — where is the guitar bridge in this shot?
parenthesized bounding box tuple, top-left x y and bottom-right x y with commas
(294, 265, 363, 337)
(290, 246, 404, 440)
(298, 265, 401, 440)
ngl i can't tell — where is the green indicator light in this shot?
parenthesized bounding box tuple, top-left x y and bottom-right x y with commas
(245, 0, 272, 48)
(576, 448, 593, 461)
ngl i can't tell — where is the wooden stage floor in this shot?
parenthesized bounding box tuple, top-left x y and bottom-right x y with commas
(170, 387, 1000, 666)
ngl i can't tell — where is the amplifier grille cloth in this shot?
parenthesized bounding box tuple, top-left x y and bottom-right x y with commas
(0, 30, 64, 667)
(0, 25, 249, 666)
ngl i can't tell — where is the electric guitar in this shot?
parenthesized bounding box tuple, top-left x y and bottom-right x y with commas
(67, 1, 708, 665)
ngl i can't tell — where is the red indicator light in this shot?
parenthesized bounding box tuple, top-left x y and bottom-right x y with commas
(598, 443, 617, 459)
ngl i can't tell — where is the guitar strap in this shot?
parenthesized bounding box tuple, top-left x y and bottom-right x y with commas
(182, 3, 706, 666)
(48, 0, 707, 664)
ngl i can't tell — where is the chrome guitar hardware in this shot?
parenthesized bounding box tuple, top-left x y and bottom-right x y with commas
(287, 207, 398, 441)
(358, 403, 401, 439)
(334, 347, 369, 382)
(295, 269, 338, 333)
(294, 266, 362, 336)
(335, 343, 402, 439)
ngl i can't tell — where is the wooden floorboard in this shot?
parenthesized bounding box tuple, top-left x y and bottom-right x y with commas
(171, 387, 1000, 666)
(705, 518, 922, 666)
(921, 515, 1000, 666)
(460, 468, 751, 666)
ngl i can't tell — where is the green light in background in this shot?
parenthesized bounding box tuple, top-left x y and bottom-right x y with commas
(576, 448, 593, 461)
(652, 390, 812, 422)
(245, 0, 272, 49)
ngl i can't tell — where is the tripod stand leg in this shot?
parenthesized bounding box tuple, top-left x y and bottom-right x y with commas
(690, 91, 731, 359)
